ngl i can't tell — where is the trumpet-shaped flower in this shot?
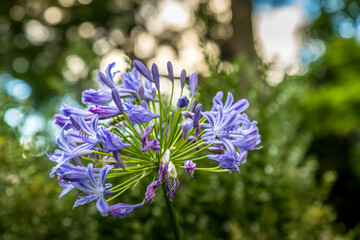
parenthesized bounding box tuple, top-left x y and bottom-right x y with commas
(72, 163, 114, 216)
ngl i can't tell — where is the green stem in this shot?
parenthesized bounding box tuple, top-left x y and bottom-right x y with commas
(162, 184, 181, 240)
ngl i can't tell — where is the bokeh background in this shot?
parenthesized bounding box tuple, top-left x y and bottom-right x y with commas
(1, 0, 360, 239)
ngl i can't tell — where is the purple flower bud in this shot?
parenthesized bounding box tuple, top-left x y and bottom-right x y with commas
(113, 151, 125, 169)
(109, 202, 143, 219)
(152, 88, 157, 100)
(149, 139, 160, 152)
(141, 100, 148, 109)
(152, 63, 160, 90)
(97, 71, 115, 89)
(111, 89, 124, 114)
(139, 85, 144, 100)
(182, 123, 188, 140)
(133, 60, 154, 82)
(124, 103, 159, 124)
(189, 72, 198, 96)
(177, 96, 190, 108)
(144, 181, 160, 202)
(193, 103, 202, 129)
(184, 160, 196, 177)
(180, 69, 186, 89)
(69, 114, 81, 130)
(89, 106, 120, 119)
(167, 61, 174, 82)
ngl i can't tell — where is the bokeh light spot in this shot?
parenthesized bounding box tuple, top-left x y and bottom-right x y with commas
(4, 108, 24, 128)
(12, 57, 29, 73)
(5, 78, 32, 100)
(9, 5, 26, 22)
(44, 7, 63, 25)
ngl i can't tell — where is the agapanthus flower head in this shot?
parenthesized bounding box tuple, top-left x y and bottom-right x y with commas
(46, 59, 261, 219)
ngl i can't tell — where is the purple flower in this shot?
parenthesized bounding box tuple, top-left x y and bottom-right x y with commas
(149, 139, 160, 152)
(184, 160, 196, 177)
(98, 127, 130, 169)
(177, 96, 190, 108)
(97, 62, 120, 89)
(207, 139, 246, 172)
(47, 127, 94, 177)
(201, 105, 242, 143)
(120, 68, 154, 101)
(230, 114, 262, 151)
(57, 163, 95, 182)
(99, 128, 129, 151)
(71, 115, 102, 146)
(211, 91, 224, 111)
(54, 114, 73, 129)
(72, 163, 114, 216)
(120, 67, 141, 92)
(109, 202, 143, 219)
(212, 92, 249, 115)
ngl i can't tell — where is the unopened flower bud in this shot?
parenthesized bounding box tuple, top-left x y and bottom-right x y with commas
(167, 61, 174, 82)
(134, 60, 154, 82)
(111, 88, 124, 114)
(193, 103, 202, 128)
(189, 72, 198, 96)
(152, 63, 160, 90)
(177, 96, 190, 108)
(180, 69, 186, 89)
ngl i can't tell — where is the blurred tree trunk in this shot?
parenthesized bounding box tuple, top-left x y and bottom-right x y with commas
(223, 0, 255, 60)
